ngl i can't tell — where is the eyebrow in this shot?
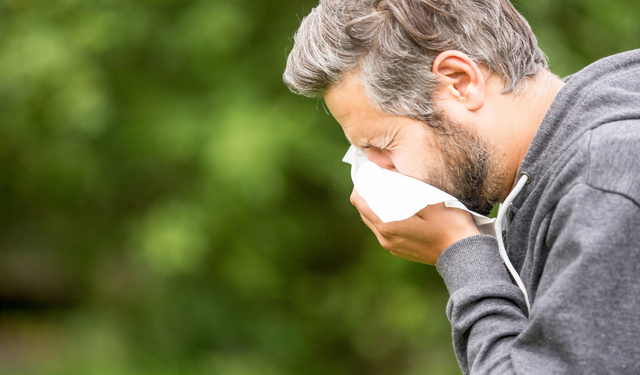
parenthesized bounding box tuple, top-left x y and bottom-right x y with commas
(346, 135, 380, 150)
(351, 141, 375, 150)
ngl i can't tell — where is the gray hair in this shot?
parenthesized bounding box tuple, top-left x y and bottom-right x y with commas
(283, 0, 548, 122)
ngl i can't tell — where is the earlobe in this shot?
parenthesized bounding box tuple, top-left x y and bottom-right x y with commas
(432, 51, 486, 111)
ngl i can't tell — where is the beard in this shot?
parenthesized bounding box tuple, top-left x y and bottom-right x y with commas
(423, 112, 506, 216)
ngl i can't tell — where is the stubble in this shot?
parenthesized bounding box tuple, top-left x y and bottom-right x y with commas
(424, 113, 506, 216)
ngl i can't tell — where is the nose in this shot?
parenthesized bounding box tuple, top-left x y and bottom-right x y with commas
(366, 148, 395, 170)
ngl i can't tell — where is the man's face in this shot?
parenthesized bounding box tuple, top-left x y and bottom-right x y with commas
(324, 75, 505, 215)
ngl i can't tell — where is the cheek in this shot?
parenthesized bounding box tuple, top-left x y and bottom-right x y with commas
(391, 124, 442, 181)
(392, 154, 429, 181)
(395, 146, 443, 183)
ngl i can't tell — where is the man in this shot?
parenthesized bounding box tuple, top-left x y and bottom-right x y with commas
(283, 0, 640, 373)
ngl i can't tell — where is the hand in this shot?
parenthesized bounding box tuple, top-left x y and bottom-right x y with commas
(350, 188, 482, 265)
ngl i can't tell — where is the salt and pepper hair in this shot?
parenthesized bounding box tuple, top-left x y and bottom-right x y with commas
(283, 0, 548, 122)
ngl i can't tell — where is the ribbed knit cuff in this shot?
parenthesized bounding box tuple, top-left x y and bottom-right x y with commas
(436, 235, 511, 295)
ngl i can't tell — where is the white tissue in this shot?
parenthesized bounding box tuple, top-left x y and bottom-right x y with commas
(342, 145, 496, 236)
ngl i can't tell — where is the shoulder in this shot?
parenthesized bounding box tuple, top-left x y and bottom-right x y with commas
(585, 120, 640, 205)
(530, 120, 640, 223)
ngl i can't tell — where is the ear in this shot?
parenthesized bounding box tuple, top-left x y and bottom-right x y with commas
(432, 51, 485, 111)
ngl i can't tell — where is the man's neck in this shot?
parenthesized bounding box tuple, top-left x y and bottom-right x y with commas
(497, 70, 566, 198)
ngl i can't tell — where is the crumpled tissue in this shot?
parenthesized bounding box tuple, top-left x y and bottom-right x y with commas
(342, 145, 496, 236)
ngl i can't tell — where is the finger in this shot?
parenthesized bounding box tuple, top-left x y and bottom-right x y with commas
(349, 188, 385, 238)
(350, 188, 383, 226)
(416, 204, 480, 237)
(389, 249, 420, 263)
(361, 212, 399, 253)
(414, 202, 445, 219)
(359, 211, 382, 238)
(350, 188, 421, 241)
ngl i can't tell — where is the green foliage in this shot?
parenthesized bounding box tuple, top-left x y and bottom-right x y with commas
(0, 0, 637, 374)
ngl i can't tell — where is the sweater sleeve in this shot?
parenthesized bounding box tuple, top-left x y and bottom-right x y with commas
(436, 184, 640, 374)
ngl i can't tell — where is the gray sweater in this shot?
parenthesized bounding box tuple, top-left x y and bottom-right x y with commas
(436, 49, 640, 374)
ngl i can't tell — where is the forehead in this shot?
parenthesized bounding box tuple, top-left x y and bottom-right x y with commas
(324, 75, 372, 119)
(324, 75, 392, 144)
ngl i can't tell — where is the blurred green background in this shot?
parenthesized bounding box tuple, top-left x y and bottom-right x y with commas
(0, 0, 637, 374)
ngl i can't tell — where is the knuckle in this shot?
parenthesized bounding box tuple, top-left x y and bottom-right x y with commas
(377, 225, 395, 238)
(377, 232, 397, 250)
(389, 250, 402, 258)
(349, 191, 358, 206)
(379, 238, 393, 251)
